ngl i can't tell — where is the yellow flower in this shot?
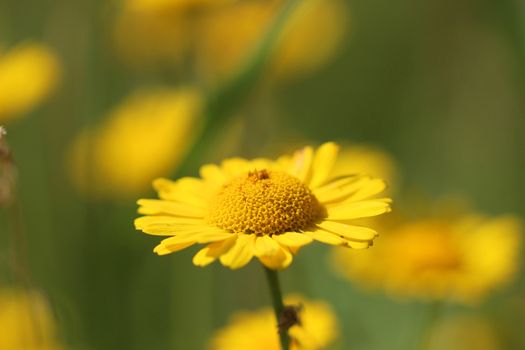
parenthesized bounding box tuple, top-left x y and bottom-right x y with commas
(125, 0, 233, 13)
(113, 0, 348, 82)
(113, 0, 233, 69)
(195, 0, 349, 82)
(135, 142, 391, 270)
(331, 143, 398, 191)
(68, 88, 202, 198)
(0, 42, 60, 122)
(210, 295, 338, 350)
(332, 211, 522, 303)
(0, 288, 63, 350)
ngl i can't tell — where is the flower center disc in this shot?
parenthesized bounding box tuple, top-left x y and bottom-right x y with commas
(207, 169, 321, 235)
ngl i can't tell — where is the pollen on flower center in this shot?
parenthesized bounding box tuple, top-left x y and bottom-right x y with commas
(207, 169, 322, 236)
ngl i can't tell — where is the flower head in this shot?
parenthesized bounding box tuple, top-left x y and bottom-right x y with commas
(68, 88, 202, 198)
(210, 295, 338, 350)
(332, 210, 522, 303)
(0, 288, 63, 350)
(135, 142, 391, 270)
(0, 42, 60, 122)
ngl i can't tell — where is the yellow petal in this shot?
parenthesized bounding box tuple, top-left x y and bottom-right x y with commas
(158, 234, 198, 247)
(259, 245, 293, 270)
(288, 146, 313, 183)
(192, 247, 216, 267)
(220, 158, 250, 177)
(153, 177, 209, 206)
(346, 178, 387, 202)
(313, 175, 360, 198)
(276, 154, 293, 171)
(317, 221, 378, 241)
(134, 216, 204, 235)
(272, 232, 313, 247)
(153, 242, 194, 255)
(304, 229, 345, 245)
(153, 245, 172, 255)
(157, 227, 232, 249)
(309, 142, 339, 188)
(200, 163, 228, 186)
(137, 199, 205, 218)
(175, 177, 211, 195)
(315, 176, 386, 204)
(326, 198, 392, 221)
(193, 235, 238, 267)
(254, 235, 280, 257)
(179, 228, 234, 244)
(219, 234, 256, 269)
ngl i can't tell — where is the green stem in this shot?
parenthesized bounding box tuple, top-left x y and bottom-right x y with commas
(263, 266, 289, 350)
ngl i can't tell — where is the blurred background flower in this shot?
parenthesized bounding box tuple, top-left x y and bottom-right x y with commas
(0, 42, 60, 123)
(333, 208, 522, 304)
(194, 0, 348, 84)
(0, 288, 64, 350)
(67, 88, 203, 198)
(113, 0, 348, 85)
(209, 295, 338, 350)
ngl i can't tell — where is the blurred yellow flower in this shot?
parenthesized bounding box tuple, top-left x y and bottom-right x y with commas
(68, 88, 202, 198)
(332, 143, 398, 191)
(113, 0, 349, 82)
(195, 0, 349, 83)
(428, 315, 502, 350)
(135, 142, 391, 270)
(113, 8, 189, 69)
(0, 288, 63, 350)
(210, 295, 338, 350)
(113, 0, 233, 69)
(125, 0, 232, 13)
(0, 42, 60, 122)
(333, 211, 522, 304)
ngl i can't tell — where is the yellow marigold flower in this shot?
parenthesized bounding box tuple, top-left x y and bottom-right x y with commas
(0, 288, 63, 350)
(332, 212, 522, 303)
(332, 143, 398, 191)
(0, 42, 60, 122)
(210, 295, 338, 350)
(196, 0, 349, 82)
(135, 142, 391, 270)
(68, 88, 202, 198)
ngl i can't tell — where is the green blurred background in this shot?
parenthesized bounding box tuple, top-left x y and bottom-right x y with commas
(1, 0, 525, 349)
